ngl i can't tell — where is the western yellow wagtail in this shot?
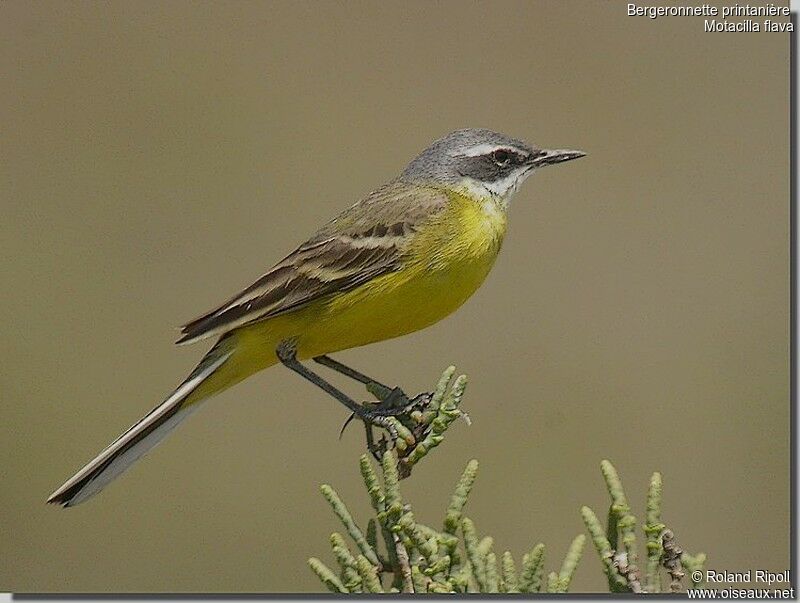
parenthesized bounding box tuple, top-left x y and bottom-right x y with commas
(48, 128, 584, 507)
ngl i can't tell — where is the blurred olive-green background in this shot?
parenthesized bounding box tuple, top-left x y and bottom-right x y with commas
(0, 0, 790, 593)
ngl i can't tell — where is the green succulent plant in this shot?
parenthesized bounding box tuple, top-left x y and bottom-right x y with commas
(309, 367, 707, 594)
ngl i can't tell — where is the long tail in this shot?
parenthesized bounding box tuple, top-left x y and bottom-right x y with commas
(47, 342, 235, 507)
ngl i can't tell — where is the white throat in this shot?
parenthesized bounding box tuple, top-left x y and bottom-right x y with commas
(458, 169, 534, 207)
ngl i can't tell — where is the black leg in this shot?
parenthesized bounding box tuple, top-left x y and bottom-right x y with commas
(315, 352, 435, 422)
(313, 355, 394, 400)
(313, 354, 426, 415)
(276, 341, 399, 439)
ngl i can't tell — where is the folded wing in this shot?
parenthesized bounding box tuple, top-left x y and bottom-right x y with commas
(177, 182, 447, 344)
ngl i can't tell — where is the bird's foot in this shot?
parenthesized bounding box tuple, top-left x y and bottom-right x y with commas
(339, 388, 434, 461)
(371, 387, 432, 415)
(365, 390, 434, 461)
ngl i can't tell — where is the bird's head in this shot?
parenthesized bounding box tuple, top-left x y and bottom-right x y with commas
(401, 128, 585, 204)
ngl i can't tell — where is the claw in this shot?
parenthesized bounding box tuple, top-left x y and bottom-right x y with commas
(338, 412, 357, 439)
(334, 384, 435, 461)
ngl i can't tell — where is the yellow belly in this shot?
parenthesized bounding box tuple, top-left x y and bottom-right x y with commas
(228, 191, 507, 377)
(293, 245, 497, 358)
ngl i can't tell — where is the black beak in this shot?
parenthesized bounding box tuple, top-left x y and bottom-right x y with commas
(529, 148, 586, 168)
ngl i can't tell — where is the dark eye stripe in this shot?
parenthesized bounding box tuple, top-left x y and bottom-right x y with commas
(489, 148, 525, 166)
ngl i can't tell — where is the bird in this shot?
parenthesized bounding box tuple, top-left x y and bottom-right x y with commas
(47, 128, 585, 507)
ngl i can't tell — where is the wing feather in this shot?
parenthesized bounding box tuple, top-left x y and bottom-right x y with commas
(176, 181, 447, 344)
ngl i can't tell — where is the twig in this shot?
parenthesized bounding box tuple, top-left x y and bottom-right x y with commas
(443, 459, 479, 534)
(330, 532, 361, 591)
(319, 484, 380, 566)
(644, 472, 665, 593)
(410, 564, 429, 593)
(485, 551, 499, 592)
(661, 529, 685, 593)
(355, 555, 384, 593)
(359, 455, 385, 514)
(612, 550, 643, 593)
(501, 551, 520, 593)
(556, 534, 586, 592)
(391, 531, 414, 593)
(419, 366, 456, 424)
(377, 450, 414, 592)
(581, 505, 629, 592)
(519, 542, 545, 593)
(462, 517, 487, 591)
(397, 512, 438, 564)
(546, 571, 560, 593)
(308, 557, 347, 593)
(601, 460, 640, 577)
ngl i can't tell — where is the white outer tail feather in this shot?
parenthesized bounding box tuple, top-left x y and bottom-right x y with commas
(47, 350, 232, 507)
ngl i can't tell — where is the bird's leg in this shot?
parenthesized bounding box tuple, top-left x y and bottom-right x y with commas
(313, 354, 432, 414)
(276, 341, 399, 442)
(313, 354, 434, 460)
(312, 355, 394, 400)
(315, 354, 434, 461)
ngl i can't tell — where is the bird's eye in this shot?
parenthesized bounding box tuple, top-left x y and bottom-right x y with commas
(492, 149, 511, 166)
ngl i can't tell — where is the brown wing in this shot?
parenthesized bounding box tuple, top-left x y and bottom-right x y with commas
(176, 181, 447, 344)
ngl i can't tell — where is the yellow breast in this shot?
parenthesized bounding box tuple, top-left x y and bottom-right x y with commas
(292, 190, 506, 357)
